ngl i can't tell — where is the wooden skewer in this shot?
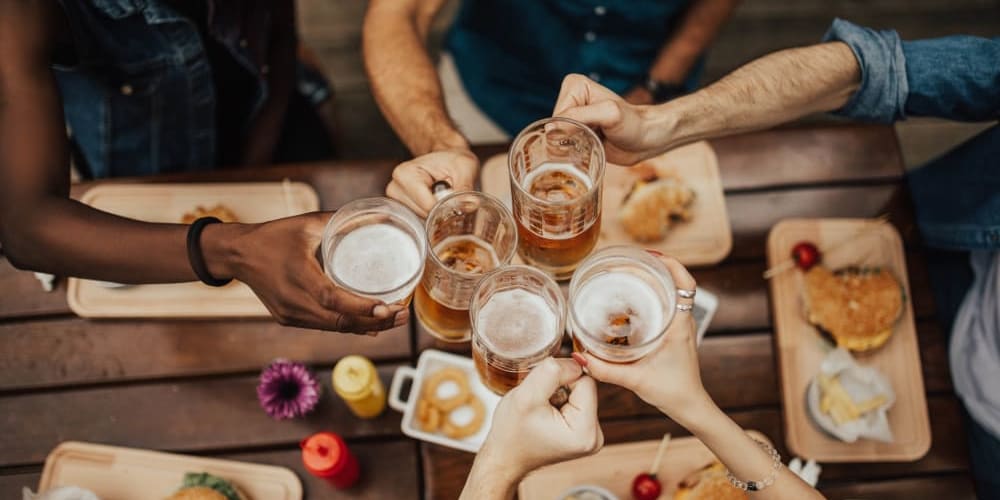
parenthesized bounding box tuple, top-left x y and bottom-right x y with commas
(763, 215, 890, 280)
(649, 433, 672, 475)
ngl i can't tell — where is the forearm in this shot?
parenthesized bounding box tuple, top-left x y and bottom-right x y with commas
(648, 0, 740, 83)
(648, 42, 861, 151)
(674, 399, 823, 499)
(363, 0, 467, 156)
(1, 195, 246, 284)
(459, 446, 526, 500)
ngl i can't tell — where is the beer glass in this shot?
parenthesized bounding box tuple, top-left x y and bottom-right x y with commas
(568, 246, 677, 362)
(414, 191, 517, 342)
(509, 117, 606, 280)
(470, 265, 566, 395)
(321, 197, 427, 305)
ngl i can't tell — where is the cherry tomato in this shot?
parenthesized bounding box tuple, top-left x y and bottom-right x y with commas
(631, 472, 662, 500)
(791, 241, 821, 271)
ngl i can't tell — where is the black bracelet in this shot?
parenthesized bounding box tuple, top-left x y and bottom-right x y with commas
(186, 216, 233, 287)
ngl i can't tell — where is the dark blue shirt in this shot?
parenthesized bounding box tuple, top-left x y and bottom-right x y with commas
(448, 0, 696, 135)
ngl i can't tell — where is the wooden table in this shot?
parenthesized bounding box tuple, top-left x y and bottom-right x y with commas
(0, 124, 975, 499)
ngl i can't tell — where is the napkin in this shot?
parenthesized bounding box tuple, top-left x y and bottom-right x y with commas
(806, 348, 895, 443)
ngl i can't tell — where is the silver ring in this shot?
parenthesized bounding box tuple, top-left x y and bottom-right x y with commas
(676, 303, 694, 312)
(677, 288, 696, 299)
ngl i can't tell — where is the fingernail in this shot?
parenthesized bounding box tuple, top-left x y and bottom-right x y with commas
(394, 310, 410, 326)
(646, 249, 664, 257)
(572, 352, 589, 368)
(366, 331, 379, 338)
(373, 305, 391, 318)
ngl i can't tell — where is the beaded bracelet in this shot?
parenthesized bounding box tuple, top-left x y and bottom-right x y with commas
(726, 437, 782, 492)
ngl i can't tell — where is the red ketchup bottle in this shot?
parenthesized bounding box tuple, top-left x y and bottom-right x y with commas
(300, 431, 361, 489)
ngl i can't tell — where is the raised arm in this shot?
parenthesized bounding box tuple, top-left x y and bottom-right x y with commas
(363, 0, 477, 217)
(582, 255, 824, 499)
(0, 1, 403, 333)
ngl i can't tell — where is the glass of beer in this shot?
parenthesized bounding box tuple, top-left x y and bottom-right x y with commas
(470, 265, 566, 395)
(568, 246, 678, 363)
(321, 197, 427, 305)
(509, 116, 606, 280)
(414, 191, 517, 342)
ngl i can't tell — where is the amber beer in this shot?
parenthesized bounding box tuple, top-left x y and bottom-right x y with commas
(414, 235, 501, 340)
(568, 246, 678, 363)
(509, 117, 605, 280)
(415, 191, 517, 342)
(322, 197, 427, 305)
(470, 266, 566, 395)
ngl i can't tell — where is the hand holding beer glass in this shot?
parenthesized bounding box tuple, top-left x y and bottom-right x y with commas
(321, 197, 427, 310)
(509, 117, 605, 280)
(469, 265, 566, 395)
(415, 191, 517, 342)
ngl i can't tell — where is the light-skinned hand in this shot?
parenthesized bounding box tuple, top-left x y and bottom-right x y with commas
(552, 74, 672, 166)
(580, 253, 712, 424)
(385, 149, 479, 217)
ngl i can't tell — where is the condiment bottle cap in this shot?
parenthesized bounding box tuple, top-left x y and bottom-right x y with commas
(301, 431, 347, 476)
(333, 355, 376, 400)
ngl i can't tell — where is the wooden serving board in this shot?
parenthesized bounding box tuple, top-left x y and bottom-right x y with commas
(67, 182, 319, 318)
(38, 441, 302, 499)
(481, 141, 731, 267)
(518, 431, 770, 499)
(767, 218, 930, 462)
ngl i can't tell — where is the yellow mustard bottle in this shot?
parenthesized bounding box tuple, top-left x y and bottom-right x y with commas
(332, 355, 386, 419)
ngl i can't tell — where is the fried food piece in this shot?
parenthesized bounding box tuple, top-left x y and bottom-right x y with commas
(674, 462, 748, 500)
(181, 204, 240, 224)
(619, 169, 695, 243)
(424, 367, 472, 412)
(818, 373, 888, 425)
(441, 395, 486, 440)
(415, 398, 442, 433)
(803, 266, 904, 352)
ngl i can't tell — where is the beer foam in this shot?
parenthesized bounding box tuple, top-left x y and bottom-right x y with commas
(573, 272, 664, 343)
(476, 289, 559, 357)
(521, 162, 593, 197)
(331, 223, 421, 295)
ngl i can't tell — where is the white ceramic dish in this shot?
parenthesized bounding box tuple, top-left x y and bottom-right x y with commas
(389, 350, 502, 453)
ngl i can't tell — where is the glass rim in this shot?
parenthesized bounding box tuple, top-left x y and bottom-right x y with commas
(567, 245, 677, 352)
(470, 264, 567, 362)
(322, 196, 428, 298)
(507, 116, 606, 208)
(424, 190, 518, 278)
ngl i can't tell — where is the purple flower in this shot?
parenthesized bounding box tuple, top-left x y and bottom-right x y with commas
(257, 359, 321, 420)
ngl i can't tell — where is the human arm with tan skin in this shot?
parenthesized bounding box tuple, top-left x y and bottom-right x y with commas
(363, 0, 477, 217)
(0, 1, 405, 334)
(553, 42, 860, 164)
(581, 254, 824, 499)
(459, 358, 603, 500)
(624, 0, 741, 105)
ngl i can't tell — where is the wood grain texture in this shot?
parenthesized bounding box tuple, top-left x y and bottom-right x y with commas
(0, 318, 409, 391)
(0, 366, 403, 467)
(0, 442, 422, 500)
(421, 396, 971, 499)
(821, 474, 977, 500)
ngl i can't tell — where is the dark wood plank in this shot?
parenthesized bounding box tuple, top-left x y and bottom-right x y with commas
(712, 124, 904, 191)
(421, 396, 970, 500)
(821, 474, 977, 500)
(0, 366, 404, 467)
(0, 319, 409, 391)
(0, 258, 70, 319)
(0, 441, 421, 500)
(223, 442, 420, 500)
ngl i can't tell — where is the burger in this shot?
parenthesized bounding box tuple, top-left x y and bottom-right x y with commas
(802, 265, 904, 352)
(673, 462, 747, 500)
(166, 472, 248, 500)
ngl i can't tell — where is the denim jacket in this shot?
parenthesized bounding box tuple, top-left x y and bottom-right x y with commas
(823, 19, 1000, 251)
(54, 0, 272, 178)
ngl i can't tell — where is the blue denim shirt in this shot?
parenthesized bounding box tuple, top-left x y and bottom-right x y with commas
(53, 0, 321, 179)
(448, 0, 698, 135)
(823, 19, 1000, 251)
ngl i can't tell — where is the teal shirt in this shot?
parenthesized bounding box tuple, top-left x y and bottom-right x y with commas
(447, 0, 697, 135)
